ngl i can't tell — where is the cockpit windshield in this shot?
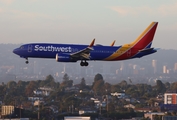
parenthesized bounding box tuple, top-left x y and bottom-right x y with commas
(20, 46, 24, 49)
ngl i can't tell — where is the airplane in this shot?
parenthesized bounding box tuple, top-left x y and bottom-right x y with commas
(13, 22, 158, 66)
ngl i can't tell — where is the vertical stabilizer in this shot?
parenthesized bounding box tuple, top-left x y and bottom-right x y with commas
(105, 22, 158, 61)
(131, 22, 158, 49)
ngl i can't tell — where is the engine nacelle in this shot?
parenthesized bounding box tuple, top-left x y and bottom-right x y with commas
(56, 53, 77, 62)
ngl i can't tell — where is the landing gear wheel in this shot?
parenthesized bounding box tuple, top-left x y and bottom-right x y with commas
(80, 62, 84, 66)
(80, 61, 89, 66)
(25, 58, 29, 64)
(25, 61, 29, 64)
(85, 62, 88, 66)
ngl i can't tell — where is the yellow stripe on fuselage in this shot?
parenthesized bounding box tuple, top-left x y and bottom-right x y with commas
(105, 44, 132, 60)
(105, 22, 156, 61)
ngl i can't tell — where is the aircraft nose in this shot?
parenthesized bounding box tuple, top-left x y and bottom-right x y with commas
(13, 48, 19, 55)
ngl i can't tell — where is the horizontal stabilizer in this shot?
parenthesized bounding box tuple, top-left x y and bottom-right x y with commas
(154, 48, 160, 51)
(139, 48, 154, 52)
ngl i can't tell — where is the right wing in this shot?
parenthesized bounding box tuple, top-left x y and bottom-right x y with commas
(70, 39, 95, 60)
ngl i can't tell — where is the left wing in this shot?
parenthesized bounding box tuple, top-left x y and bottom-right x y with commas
(70, 39, 95, 59)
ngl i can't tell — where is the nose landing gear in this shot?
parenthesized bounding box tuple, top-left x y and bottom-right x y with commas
(25, 58, 29, 64)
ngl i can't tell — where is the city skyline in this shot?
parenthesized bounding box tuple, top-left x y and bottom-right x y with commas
(0, 1, 177, 49)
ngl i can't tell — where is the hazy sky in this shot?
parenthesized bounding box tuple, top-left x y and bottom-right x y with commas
(0, 0, 177, 49)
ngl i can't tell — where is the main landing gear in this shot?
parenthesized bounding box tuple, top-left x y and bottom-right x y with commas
(25, 58, 29, 64)
(80, 60, 89, 66)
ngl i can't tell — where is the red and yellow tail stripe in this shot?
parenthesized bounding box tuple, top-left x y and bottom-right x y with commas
(105, 22, 158, 61)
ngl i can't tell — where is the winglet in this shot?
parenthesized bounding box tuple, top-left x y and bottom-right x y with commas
(89, 38, 95, 47)
(110, 40, 116, 46)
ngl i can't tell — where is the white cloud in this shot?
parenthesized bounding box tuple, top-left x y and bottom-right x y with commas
(0, 8, 4, 13)
(1, 7, 55, 20)
(163, 22, 177, 30)
(158, 2, 177, 16)
(0, 0, 15, 5)
(11, 9, 49, 19)
(109, 2, 177, 17)
(110, 6, 152, 16)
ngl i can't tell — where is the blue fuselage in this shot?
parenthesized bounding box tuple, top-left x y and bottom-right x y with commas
(13, 43, 156, 62)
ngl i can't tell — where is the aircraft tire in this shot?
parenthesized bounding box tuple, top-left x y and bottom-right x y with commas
(85, 62, 89, 66)
(80, 62, 84, 66)
(26, 61, 29, 64)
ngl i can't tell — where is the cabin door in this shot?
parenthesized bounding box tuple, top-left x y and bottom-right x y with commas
(28, 45, 33, 52)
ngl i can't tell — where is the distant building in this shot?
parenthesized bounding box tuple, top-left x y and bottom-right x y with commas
(152, 60, 157, 74)
(160, 104, 177, 111)
(124, 104, 135, 109)
(134, 108, 152, 113)
(133, 64, 139, 74)
(144, 112, 165, 120)
(64, 117, 90, 120)
(79, 108, 96, 115)
(1, 105, 24, 118)
(174, 63, 177, 72)
(28, 97, 43, 101)
(1, 105, 14, 116)
(156, 94, 164, 100)
(163, 66, 168, 74)
(33, 100, 44, 106)
(111, 92, 125, 98)
(134, 107, 160, 113)
(33, 87, 53, 96)
(164, 93, 177, 104)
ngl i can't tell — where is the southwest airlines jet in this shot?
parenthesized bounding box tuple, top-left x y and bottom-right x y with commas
(13, 22, 158, 66)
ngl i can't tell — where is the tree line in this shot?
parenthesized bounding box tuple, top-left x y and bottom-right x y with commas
(1, 73, 177, 119)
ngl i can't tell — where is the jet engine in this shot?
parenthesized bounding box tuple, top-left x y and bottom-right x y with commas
(56, 53, 77, 62)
